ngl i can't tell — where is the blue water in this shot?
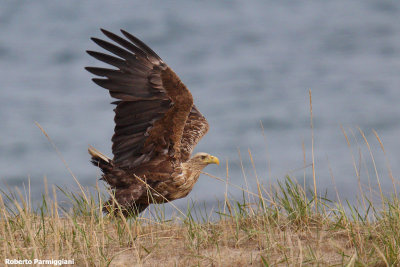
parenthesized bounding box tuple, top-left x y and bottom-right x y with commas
(1, 1, 400, 210)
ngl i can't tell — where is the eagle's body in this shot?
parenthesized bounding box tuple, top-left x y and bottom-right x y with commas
(86, 29, 219, 217)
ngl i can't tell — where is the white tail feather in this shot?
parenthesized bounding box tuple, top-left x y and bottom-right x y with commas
(88, 145, 111, 163)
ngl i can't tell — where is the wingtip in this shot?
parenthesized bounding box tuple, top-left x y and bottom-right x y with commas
(120, 29, 132, 39)
(85, 66, 97, 74)
(101, 28, 111, 35)
(86, 50, 102, 58)
(90, 37, 103, 45)
(92, 78, 103, 84)
(86, 50, 95, 55)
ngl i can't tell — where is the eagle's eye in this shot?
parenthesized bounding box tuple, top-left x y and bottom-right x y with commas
(201, 155, 206, 160)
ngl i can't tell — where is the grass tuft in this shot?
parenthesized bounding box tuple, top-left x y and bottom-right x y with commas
(1, 171, 399, 266)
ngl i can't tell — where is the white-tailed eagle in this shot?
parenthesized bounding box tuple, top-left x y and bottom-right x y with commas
(86, 29, 219, 217)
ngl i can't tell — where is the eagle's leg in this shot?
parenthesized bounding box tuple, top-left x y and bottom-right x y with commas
(103, 199, 149, 218)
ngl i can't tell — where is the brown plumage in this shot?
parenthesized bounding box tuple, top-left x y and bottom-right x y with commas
(86, 29, 219, 217)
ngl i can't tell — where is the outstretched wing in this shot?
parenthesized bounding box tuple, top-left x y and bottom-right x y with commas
(180, 106, 209, 161)
(86, 29, 193, 168)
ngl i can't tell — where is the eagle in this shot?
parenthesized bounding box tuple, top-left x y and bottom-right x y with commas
(86, 29, 219, 217)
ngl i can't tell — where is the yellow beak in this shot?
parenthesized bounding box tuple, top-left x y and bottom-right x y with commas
(207, 155, 220, 165)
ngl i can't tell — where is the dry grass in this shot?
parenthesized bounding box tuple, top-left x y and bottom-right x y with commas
(0, 173, 399, 266)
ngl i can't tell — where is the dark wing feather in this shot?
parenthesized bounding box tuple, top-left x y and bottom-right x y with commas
(180, 106, 209, 162)
(87, 29, 194, 168)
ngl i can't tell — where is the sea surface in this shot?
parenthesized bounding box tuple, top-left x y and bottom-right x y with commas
(1, 0, 400, 214)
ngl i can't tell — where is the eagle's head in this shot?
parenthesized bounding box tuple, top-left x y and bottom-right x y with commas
(189, 152, 219, 169)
